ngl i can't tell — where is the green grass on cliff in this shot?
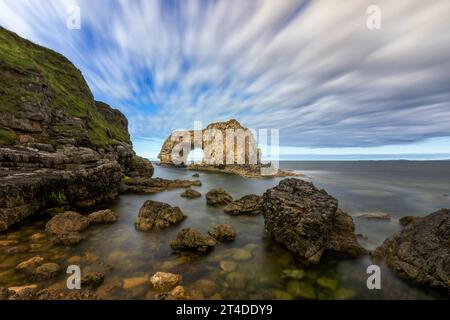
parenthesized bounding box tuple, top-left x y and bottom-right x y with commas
(0, 27, 130, 148)
(0, 128, 16, 145)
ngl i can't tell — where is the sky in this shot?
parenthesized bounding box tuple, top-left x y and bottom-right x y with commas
(1, 0, 449, 160)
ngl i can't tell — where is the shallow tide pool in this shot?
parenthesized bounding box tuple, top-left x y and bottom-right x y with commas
(1, 161, 449, 299)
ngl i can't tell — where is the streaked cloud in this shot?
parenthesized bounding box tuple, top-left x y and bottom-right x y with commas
(1, 0, 449, 151)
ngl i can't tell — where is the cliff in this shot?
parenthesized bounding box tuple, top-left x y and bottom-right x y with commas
(0, 27, 153, 231)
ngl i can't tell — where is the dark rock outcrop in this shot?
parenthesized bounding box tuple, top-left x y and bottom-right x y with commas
(120, 177, 201, 194)
(373, 209, 450, 291)
(135, 200, 186, 231)
(0, 27, 153, 231)
(180, 189, 202, 199)
(262, 178, 366, 264)
(208, 224, 236, 242)
(206, 188, 233, 206)
(170, 228, 217, 253)
(224, 194, 263, 215)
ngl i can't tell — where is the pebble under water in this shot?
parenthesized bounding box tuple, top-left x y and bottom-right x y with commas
(1, 161, 449, 300)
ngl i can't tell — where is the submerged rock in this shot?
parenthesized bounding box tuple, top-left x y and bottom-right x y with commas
(180, 189, 202, 199)
(15, 256, 45, 274)
(135, 200, 186, 231)
(224, 194, 263, 216)
(281, 269, 306, 280)
(122, 276, 149, 290)
(373, 209, 450, 291)
(262, 178, 366, 264)
(192, 279, 217, 298)
(170, 228, 217, 253)
(34, 263, 61, 280)
(206, 188, 233, 206)
(81, 272, 105, 289)
(150, 272, 182, 291)
(219, 260, 237, 273)
(88, 209, 118, 224)
(232, 248, 253, 261)
(208, 224, 236, 242)
(45, 211, 90, 246)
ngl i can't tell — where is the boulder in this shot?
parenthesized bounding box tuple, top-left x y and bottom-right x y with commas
(181, 189, 201, 199)
(206, 188, 233, 206)
(208, 224, 236, 242)
(150, 272, 182, 291)
(224, 194, 263, 215)
(135, 200, 186, 231)
(88, 209, 118, 224)
(81, 272, 105, 289)
(262, 178, 366, 264)
(45, 211, 89, 246)
(170, 228, 217, 253)
(373, 209, 450, 291)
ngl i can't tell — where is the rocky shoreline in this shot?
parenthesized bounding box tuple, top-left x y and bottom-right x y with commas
(0, 27, 449, 300)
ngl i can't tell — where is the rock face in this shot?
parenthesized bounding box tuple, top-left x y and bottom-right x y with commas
(224, 194, 263, 215)
(208, 224, 236, 242)
(158, 119, 260, 166)
(206, 188, 233, 206)
(158, 119, 299, 178)
(0, 27, 153, 231)
(45, 211, 90, 246)
(373, 209, 450, 291)
(262, 178, 366, 264)
(135, 200, 186, 231)
(170, 228, 217, 253)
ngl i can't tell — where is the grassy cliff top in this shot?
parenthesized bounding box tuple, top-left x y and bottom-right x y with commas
(0, 27, 130, 148)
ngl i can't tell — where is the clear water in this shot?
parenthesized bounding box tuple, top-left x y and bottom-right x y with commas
(1, 161, 449, 300)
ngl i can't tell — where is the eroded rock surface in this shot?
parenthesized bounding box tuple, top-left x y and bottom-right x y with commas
(45, 211, 90, 246)
(206, 188, 233, 206)
(135, 200, 186, 231)
(373, 209, 450, 291)
(0, 27, 153, 232)
(208, 224, 236, 242)
(88, 209, 119, 224)
(170, 228, 217, 253)
(224, 194, 263, 215)
(262, 178, 366, 264)
(180, 189, 202, 199)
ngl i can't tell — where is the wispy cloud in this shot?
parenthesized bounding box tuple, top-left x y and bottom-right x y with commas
(1, 0, 449, 150)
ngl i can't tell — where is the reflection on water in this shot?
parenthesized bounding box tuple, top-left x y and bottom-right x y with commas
(1, 161, 449, 299)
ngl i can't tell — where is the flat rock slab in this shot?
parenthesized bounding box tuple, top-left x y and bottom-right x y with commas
(374, 209, 450, 291)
